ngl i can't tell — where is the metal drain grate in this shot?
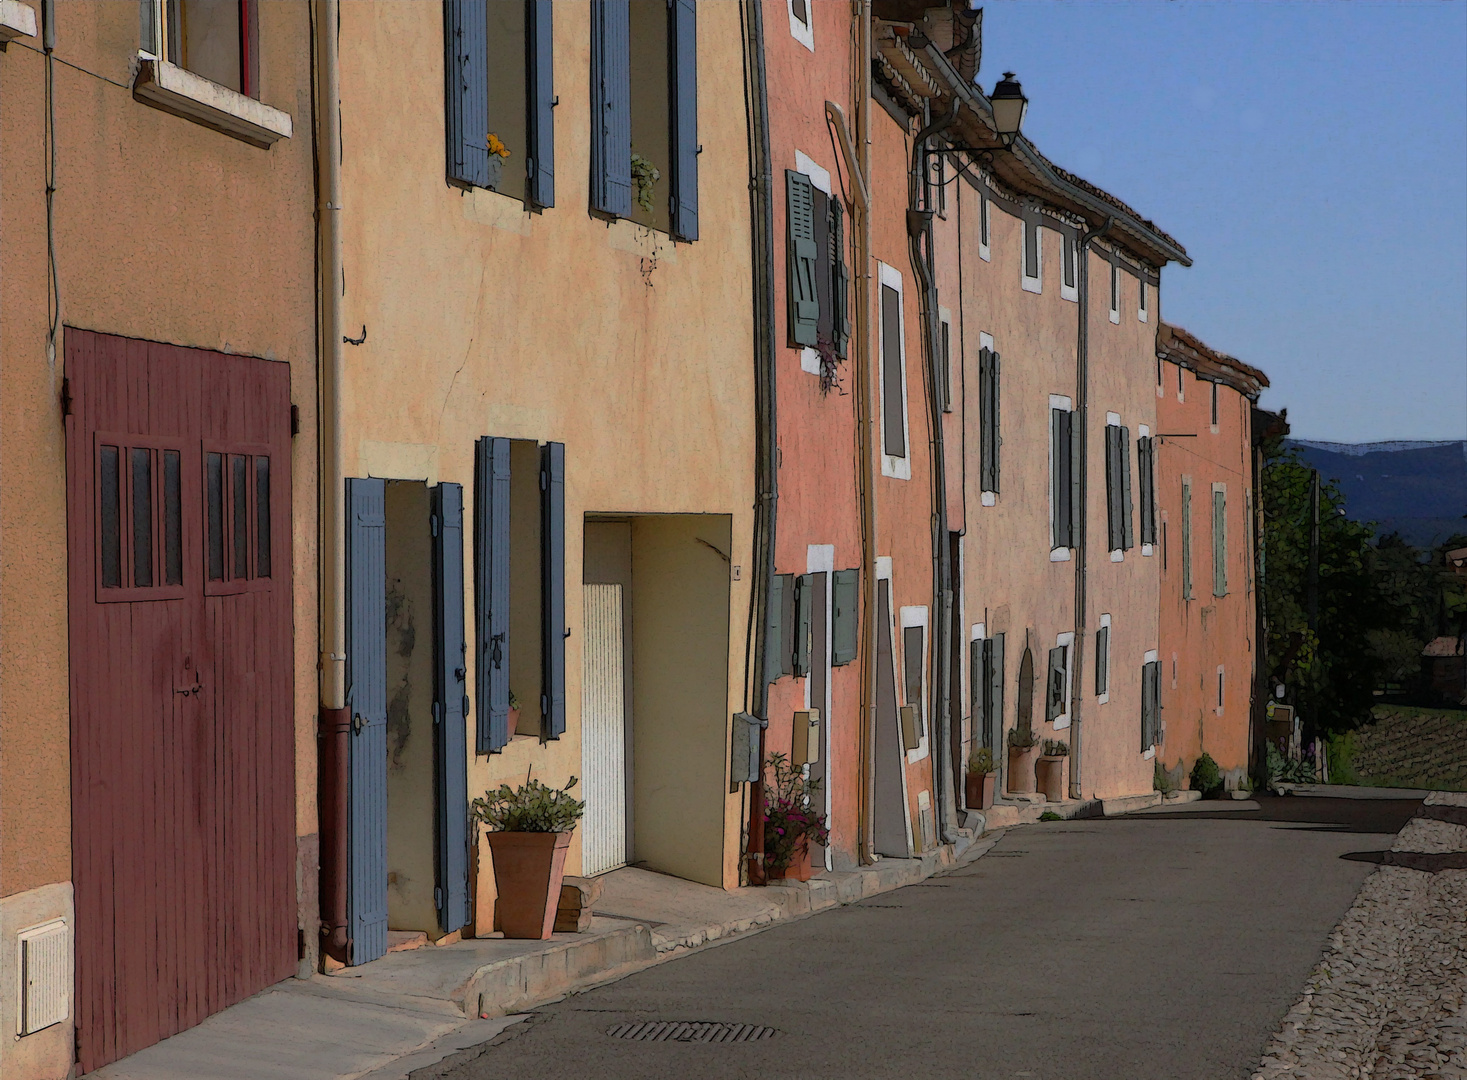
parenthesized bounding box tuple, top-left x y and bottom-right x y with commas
(607, 1021, 779, 1044)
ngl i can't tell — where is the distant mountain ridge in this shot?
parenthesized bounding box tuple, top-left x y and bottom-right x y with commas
(1284, 439, 1467, 549)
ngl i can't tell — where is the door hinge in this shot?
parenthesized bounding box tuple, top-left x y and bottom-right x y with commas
(60, 377, 72, 417)
(290, 404, 300, 436)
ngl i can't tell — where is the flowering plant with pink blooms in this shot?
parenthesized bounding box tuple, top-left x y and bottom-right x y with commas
(762, 752, 831, 871)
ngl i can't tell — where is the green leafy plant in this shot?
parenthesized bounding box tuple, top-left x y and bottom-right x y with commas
(1190, 752, 1224, 797)
(1154, 759, 1177, 795)
(1042, 739, 1069, 757)
(472, 773, 585, 833)
(1266, 743, 1317, 787)
(630, 152, 661, 214)
(968, 746, 995, 775)
(1007, 727, 1039, 750)
(1039, 810, 1063, 822)
(762, 753, 830, 871)
(508, 689, 521, 711)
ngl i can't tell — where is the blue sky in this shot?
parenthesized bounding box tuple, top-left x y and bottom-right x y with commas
(980, 0, 1467, 442)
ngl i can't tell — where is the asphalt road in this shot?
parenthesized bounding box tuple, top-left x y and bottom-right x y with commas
(426, 796, 1421, 1080)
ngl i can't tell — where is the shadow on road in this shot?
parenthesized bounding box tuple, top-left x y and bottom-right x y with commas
(1117, 794, 1423, 837)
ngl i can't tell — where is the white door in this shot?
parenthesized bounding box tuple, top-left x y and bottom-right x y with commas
(581, 583, 627, 876)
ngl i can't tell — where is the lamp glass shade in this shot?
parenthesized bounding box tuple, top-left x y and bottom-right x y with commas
(990, 73, 1028, 138)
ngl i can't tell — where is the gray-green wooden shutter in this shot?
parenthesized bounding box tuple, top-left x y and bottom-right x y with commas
(1181, 478, 1193, 600)
(444, 0, 490, 188)
(590, 0, 631, 218)
(765, 573, 785, 685)
(1120, 426, 1134, 550)
(669, 0, 698, 240)
(1105, 426, 1123, 551)
(988, 634, 1005, 750)
(431, 482, 470, 932)
(1213, 488, 1227, 597)
(980, 349, 1000, 493)
(541, 442, 566, 738)
(1044, 646, 1066, 722)
(881, 285, 905, 457)
(1051, 409, 1073, 548)
(1141, 659, 1160, 750)
(1138, 436, 1156, 545)
(970, 638, 983, 735)
(831, 568, 858, 665)
(527, 0, 555, 207)
(792, 573, 813, 678)
(832, 199, 850, 357)
(474, 437, 511, 753)
(786, 170, 819, 347)
(346, 477, 388, 965)
(1094, 624, 1109, 696)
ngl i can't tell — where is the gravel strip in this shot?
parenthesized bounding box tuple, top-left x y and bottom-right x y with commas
(1252, 793, 1467, 1079)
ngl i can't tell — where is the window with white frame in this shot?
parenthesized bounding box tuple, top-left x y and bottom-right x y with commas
(1022, 211, 1042, 293)
(1095, 614, 1112, 704)
(878, 263, 910, 480)
(787, 0, 814, 51)
(979, 332, 1000, 503)
(1176, 364, 1185, 401)
(1045, 631, 1075, 729)
(1108, 261, 1121, 323)
(899, 605, 930, 761)
(1061, 230, 1078, 302)
(979, 192, 991, 261)
(1215, 665, 1226, 716)
(1138, 277, 1149, 322)
(1141, 649, 1161, 755)
(142, 0, 259, 97)
(1212, 482, 1228, 597)
(1049, 395, 1076, 558)
(939, 308, 953, 413)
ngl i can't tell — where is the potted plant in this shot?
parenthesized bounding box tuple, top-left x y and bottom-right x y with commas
(485, 132, 511, 190)
(1007, 728, 1039, 794)
(762, 753, 830, 883)
(966, 746, 997, 810)
(507, 689, 521, 734)
(472, 772, 585, 940)
(1037, 739, 1068, 802)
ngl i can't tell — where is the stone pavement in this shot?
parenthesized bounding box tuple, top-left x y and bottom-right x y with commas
(1252, 791, 1467, 1079)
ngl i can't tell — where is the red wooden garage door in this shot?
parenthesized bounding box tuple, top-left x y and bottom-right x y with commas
(65, 329, 296, 1073)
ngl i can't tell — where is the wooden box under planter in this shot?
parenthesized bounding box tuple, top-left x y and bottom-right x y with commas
(1036, 756, 1066, 802)
(965, 771, 996, 810)
(486, 831, 573, 940)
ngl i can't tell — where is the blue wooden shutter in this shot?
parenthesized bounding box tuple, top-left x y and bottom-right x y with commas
(591, 0, 632, 218)
(1142, 660, 1160, 750)
(527, 0, 555, 207)
(431, 482, 471, 932)
(765, 572, 785, 685)
(474, 437, 512, 753)
(1120, 426, 1135, 550)
(831, 568, 858, 666)
(786, 171, 819, 347)
(345, 478, 388, 965)
(444, 0, 490, 188)
(1069, 414, 1083, 549)
(669, 0, 698, 240)
(540, 441, 566, 738)
(979, 349, 996, 492)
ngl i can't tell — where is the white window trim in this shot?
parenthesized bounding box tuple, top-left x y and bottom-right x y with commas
(1052, 631, 1075, 730)
(878, 262, 912, 480)
(1209, 382, 1220, 435)
(899, 605, 930, 762)
(1177, 364, 1185, 403)
(1139, 424, 1154, 556)
(979, 331, 997, 506)
(938, 305, 954, 413)
(978, 195, 991, 262)
(1215, 664, 1226, 717)
(1108, 263, 1121, 324)
(1143, 648, 1160, 757)
(794, 151, 832, 377)
(1060, 232, 1079, 303)
(1049, 395, 1073, 562)
(876, 558, 914, 853)
(133, 56, 293, 148)
(0, 0, 37, 43)
(1138, 278, 1149, 323)
(1021, 215, 1043, 294)
(806, 543, 835, 870)
(786, 0, 815, 52)
(1096, 613, 1112, 705)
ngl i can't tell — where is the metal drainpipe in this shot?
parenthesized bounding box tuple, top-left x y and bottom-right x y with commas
(1068, 214, 1112, 801)
(314, 0, 350, 963)
(908, 99, 960, 842)
(740, 0, 777, 886)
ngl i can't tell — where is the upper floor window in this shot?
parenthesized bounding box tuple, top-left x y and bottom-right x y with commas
(1210, 381, 1220, 429)
(879, 263, 910, 480)
(143, 0, 258, 97)
(979, 339, 1001, 500)
(1104, 414, 1134, 557)
(1138, 278, 1149, 322)
(1212, 483, 1228, 597)
(1061, 230, 1078, 302)
(1022, 212, 1042, 293)
(1050, 396, 1076, 557)
(1108, 262, 1121, 323)
(979, 192, 991, 261)
(939, 311, 953, 412)
(787, 0, 814, 51)
(444, 0, 555, 207)
(786, 159, 850, 367)
(589, 0, 699, 239)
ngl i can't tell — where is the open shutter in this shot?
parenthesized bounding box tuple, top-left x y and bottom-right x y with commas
(474, 437, 511, 753)
(792, 573, 813, 678)
(444, 0, 490, 188)
(431, 483, 471, 932)
(1138, 437, 1155, 545)
(345, 478, 388, 965)
(1044, 646, 1065, 722)
(989, 634, 1005, 751)
(786, 170, 819, 347)
(590, 0, 631, 218)
(765, 573, 785, 685)
(541, 442, 566, 738)
(1213, 489, 1227, 597)
(1120, 426, 1135, 550)
(832, 199, 850, 357)
(668, 0, 698, 240)
(526, 0, 555, 207)
(1051, 409, 1072, 548)
(831, 568, 858, 665)
(1105, 426, 1122, 551)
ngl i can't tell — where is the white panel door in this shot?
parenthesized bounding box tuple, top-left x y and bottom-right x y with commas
(581, 583, 627, 876)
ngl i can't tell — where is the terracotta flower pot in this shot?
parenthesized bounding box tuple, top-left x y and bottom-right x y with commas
(1007, 746, 1037, 793)
(768, 835, 811, 882)
(507, 707, 521, 733)
(1037, 756, 1066, 803)
(965, 771, 996, 810)
(486, 831, 573, 940)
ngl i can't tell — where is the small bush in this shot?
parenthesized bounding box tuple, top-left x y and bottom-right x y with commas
(1190, 753, 1224, 797)
(472, 775, 585, 833)
(1039, 810, 1063, 822)
(1265, 743, 1317, 787)
(968, 746, 995, 775)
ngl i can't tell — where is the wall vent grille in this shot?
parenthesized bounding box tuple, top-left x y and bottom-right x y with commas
(18, 918, 69, 1036)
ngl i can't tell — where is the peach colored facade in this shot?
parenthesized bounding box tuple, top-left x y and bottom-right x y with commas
(1155, 324, 1267, 790)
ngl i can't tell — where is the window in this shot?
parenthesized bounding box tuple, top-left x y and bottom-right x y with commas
(1095, 615, 1111, 703)
(445, 0, 555, 207)
(1108, 262, 1121, 323)
(204, 446, 271, 594)
(1141, 653, 1161, 752)
(978, 192, 991, 261)
(831, 568, 858, 665)
(787, 161, 849, 365)
(899, 604, 929, 759)
(979, 341, 1001, 499)
(939, 313, 953, 413)
(97, 439, 187, 600)
(1181, 477, 1194, 600)
(787, 0, 814, 51)
(1104, 415, 1134, 556)
(1210, 381, 1219, 429)
(142, 0, 257, 96)
(1162, 517, 1168, 571)
(1138, 278, 1148, 322)
(1212, 483, 1228, 597)
(935, 153, 947, 218)
(1137, 429, 1156, 549)
(1177, 364, 1185, 401)
(1050, 398, 1076, 556)
(1045, 633, 1074, 729)
(1216, 665, 1226, 715)
(1022, 212, 1042, 292)
(587, 0, 697, 238)
(1061, 230, 1078, 302)
(879, 264, 910, 479)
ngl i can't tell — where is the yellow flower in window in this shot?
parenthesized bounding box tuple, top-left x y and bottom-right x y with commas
(486, 133, 510, 159)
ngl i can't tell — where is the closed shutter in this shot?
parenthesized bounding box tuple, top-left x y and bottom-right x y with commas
(541, 442, 566, 738)
(1213, 489, 1227, 597)
(345, 478, 388, 965)
(668, 0, 698, 239)
(980, 349, 1001, 493)
(1181, 479, 1193, 599)
(831, 568, 858, 665)
(970, 638, 983, 736)
(526, 0, 555, 207)
(430, 482, 470, 932)
(1138, 436, 1156, 545)
(786, 170, 819, 347)
(1120, 426, 1134, 550)
(792, 573, 813, 678)
(444, 0, 490, 188)
(988, 634, 1005, 751)
(473, 437, 512, 753)
(1051, 409, 1073, 547)
(765, 573, 786, 685)
(590, 0, 632, 217)
(1105, 426, 1122, 551)
(1094, 625, 1109, 696)
(832, 200, 850, 357)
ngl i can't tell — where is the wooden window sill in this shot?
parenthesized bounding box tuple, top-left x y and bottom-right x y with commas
(133, 57, 292, 149)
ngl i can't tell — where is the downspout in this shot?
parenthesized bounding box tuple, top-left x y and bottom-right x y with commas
(1067, 214, 1112, 800)
(740, 0, 777, 886)
(314, 0, 350, 963)
(907, 99, 960, 842)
